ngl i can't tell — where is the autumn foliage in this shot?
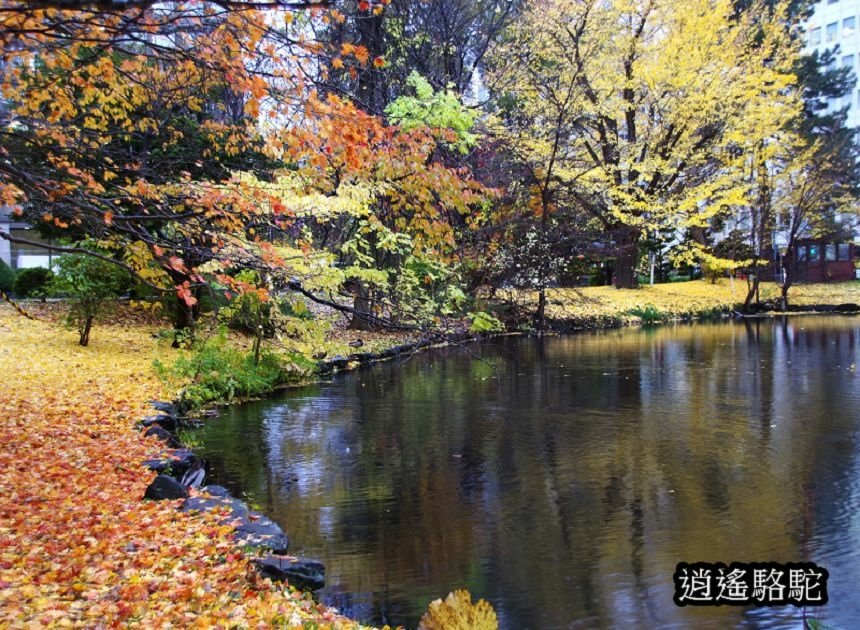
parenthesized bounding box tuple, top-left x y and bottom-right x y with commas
(0, 0, 854, 622)
(0, 306, 362, 627)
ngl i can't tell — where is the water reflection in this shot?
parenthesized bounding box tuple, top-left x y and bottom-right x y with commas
(188, 316, 860, 629)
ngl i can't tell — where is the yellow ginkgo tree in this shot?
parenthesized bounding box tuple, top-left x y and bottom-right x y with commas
(486, 0, 802, 303)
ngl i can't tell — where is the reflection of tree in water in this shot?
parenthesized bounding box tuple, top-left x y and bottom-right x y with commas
(188, 318, 860, 629)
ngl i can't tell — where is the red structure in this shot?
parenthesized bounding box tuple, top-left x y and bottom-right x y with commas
(788, 239, 856, 283)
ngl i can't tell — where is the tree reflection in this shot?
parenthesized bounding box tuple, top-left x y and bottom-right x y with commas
(190, 317, 860, 629)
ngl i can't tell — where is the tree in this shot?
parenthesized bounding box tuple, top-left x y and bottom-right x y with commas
(486, 0, 800, 293)
(50, 253, 130, 345)
(713, 0, 860, 311)
(255, 92, 488, 330)
(381, 0, 522, 98)
(0, 0, 420, 340)
(0, 3, 290, 322)
(321, 0, 522, 113)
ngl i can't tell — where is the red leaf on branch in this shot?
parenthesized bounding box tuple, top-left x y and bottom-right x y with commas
(176, 282, 197, 307)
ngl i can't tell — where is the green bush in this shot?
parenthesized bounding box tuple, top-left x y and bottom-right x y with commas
(0, 260, 15, 293)
(627, 305, 665, 325)
(154, 331, 315, 411)
(13, 267, 54, 299)
(50, 254, 130, 346)
(468, 311, 505, 334)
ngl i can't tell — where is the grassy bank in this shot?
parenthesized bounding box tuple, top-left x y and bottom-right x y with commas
(498, 280, 860, 328)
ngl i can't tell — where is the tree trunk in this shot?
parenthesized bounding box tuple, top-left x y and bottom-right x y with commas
(533, 196, 551, 332)
(780, 277, 792, 312)
(253, 333, 262, 366)
(743, 274, 759, 314)
(172, 298, 198, 348)
(349, 280, 375, 331)
(79, 315, 93, 347)
(355, 12, 387, 112)
(534, 288, 547, 332)
(167, 267, 201, 347)
(614, 227, 640, 289)
(649, 252, 656, 286)
(779, 249, 793, 312)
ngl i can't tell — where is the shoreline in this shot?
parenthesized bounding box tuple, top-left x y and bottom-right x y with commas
(4, 281, 860, 626)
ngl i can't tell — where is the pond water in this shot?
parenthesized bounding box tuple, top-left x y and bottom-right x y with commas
(188, 317, 860, 629)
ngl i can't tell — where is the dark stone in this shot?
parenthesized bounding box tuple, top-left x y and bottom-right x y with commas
(142, 448, 196, 478)
(252, 556, 325, 591)
(143, 426, 182, 448)
(201, 484, 231, 497)
(181, 495, 249, 521)
(182, 494, 288, 552)
(836, 303, 860, 313)
(352, 352, 375, 362)
(149, 400, 180, 416)
(141, 414, 177, 431)
(144, 475, 189, 500)
(234, 512, 290, 553)
(328, 355, 349, 369)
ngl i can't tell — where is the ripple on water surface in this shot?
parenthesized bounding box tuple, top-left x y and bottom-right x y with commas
(188, 317, 860, 629)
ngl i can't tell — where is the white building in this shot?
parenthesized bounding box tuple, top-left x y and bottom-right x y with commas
(0, 207, 53, 269)
(805, 0, 860, 127)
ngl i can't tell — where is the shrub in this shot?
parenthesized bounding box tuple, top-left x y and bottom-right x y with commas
(468, 311, 505, 334)
(13, 267, 53, 299)
(627, 305, 665, 325)
(0, 259, 15, 293)
(668, 274, 692, 283)
(154, 331, 315, 411)
(49, 254, 130, 345)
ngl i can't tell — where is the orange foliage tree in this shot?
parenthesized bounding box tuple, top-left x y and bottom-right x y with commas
(0, 0, 454, 335)
(277, 92, 488, 328)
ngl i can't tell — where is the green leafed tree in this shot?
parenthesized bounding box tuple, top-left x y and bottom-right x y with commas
(50, 253, 130, 346)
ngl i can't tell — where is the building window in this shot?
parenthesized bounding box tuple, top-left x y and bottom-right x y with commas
(826, 244, 837, 261)
(827, 22, 838, 42)
(810, 27, 822, 46)
(809, 244, 820, 261)
(843, 54, 854, 68)
(797, 245, 807, 263)
(844, 16, 856, 36)
(839, 243, 851, 260)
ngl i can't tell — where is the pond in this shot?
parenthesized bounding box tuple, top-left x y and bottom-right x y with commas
(188, 317, 860, 629)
